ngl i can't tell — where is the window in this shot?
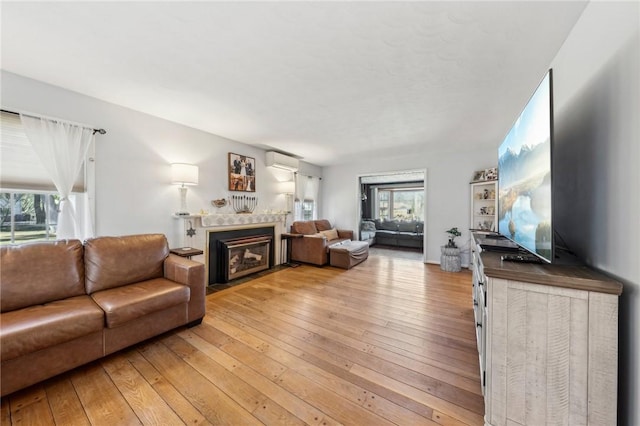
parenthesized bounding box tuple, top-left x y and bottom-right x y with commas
(0, 111, 95, 243)
(0, 191, 62, 244)
(294, 174, 320, 221)
(376, 187, 424, 221)
(301, 201, 314, 221)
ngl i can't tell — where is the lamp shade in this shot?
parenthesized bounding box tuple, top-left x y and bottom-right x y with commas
(171, 163, 198, 186)
(279, 180, 295, 194)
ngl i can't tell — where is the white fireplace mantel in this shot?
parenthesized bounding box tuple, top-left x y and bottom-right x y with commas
(199, 213, 286, 228)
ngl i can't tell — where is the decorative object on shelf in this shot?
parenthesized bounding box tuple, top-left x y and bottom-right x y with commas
(230, 195, 258, 213)
(211, 198, 227, 208)
(472, 170, 486, 182)
(472, 166, 498, 182)
(228, 152, 256, 192)
(171, 163, 199, 215)
(445, 227, 462, 248)
(485, 167, 498, 180)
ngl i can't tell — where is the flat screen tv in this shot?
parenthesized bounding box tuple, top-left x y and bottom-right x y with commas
(498, 69, 554, 263)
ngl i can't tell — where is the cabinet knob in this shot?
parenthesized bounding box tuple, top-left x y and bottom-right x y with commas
(476, 322, 482, 328)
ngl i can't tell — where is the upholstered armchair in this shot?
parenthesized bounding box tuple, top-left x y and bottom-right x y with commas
(289, 219, 353, 266)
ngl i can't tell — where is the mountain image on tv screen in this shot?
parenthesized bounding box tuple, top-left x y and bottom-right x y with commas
(498, 72, 552, 261)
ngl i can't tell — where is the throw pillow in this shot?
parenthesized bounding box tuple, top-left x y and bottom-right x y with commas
(320, 228, 339, 240)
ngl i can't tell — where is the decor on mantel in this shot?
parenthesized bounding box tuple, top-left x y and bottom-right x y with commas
(211, 198, 227, 208)
(230, 195, 257, 213)
(228, 152, 256, 192)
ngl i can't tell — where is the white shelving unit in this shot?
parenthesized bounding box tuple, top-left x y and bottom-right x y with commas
(470, 180, 497, 232)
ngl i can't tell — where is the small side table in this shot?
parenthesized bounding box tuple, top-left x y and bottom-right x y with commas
(280, 233, 303, 267)
(170, 247, 204, 259)
(440, 246, 461, 272)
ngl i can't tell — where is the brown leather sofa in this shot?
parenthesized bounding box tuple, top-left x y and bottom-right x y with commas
(0, 234, 205, 397)
(289, 219, 353, 265)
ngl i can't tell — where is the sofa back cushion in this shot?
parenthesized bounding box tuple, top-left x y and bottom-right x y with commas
(314, 220, 333, 232)
(377, 220, 399, 231)
(398, 221, 418, 233)
(291, 221, 318, 235)
(84, 234, 169, 294)
(1, 240, 85, 313)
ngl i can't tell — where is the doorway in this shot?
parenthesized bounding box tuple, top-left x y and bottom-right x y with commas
(357, 170, 427, 262)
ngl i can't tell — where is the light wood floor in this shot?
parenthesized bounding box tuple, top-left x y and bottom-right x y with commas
(1, 253, 483, 425)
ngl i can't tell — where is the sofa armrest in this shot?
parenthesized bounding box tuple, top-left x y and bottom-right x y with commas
(337, 229, 354, 240)
(164, 254, 205, 323)
(290, 235, 329, 265)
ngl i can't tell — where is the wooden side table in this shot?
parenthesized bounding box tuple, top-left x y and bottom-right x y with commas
(280, 233, 303, 267)
(170, 247, 203, 259)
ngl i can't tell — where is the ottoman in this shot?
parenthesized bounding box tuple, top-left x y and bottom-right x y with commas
(329, 240, 369, 269)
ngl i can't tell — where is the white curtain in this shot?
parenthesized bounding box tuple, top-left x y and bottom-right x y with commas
(20, 114, 95, 240)
(293, 174, 321, 221)
(306, 176, 320, 219)
(293, 173, 307, 221)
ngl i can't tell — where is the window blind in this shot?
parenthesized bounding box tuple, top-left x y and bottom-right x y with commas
(0, 111, 86, 192)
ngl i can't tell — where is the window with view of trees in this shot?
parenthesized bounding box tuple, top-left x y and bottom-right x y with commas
(376, 188, 424, 221)
(0, 192, 62, 244)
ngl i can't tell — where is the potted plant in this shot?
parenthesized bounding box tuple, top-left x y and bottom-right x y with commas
(441, 227, 462, 272)
(445, 227, 462, 248)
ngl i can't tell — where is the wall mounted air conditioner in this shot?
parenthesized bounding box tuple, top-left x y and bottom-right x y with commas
(266, 151, 299, 172)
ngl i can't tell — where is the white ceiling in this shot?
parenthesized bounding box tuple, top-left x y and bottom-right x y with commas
(1, 1, 587, 167)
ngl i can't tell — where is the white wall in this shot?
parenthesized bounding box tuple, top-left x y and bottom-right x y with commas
(321, 148, 496, 265)
(549, 2, 639, 424)
(1, 71, 317, 248)
(322, 3, 639, 422)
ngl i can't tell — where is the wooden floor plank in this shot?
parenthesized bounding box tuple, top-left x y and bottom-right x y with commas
(101, 353, 186, 425)
(139, 340, 260, 425)
(0, 253, 483, 426)
(44, 377, 91, 426)
(125, 349, 212, 425)
(70, 363, 141, 425)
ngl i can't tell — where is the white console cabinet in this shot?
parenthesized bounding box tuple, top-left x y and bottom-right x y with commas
(471, 235, 622, 426)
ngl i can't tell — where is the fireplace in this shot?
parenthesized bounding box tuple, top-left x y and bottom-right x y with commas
(222, 235, 271, 281)
(208, 226, 275, 284)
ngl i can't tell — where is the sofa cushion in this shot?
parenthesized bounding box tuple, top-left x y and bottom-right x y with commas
(0, 295, 104, 361)
(1, 240, 85, 313)
(361, 221, 376, 232)
(398, 221, 417, 233)
(291, 221, 318, 235)
(314, 220, 332, 232)
(85, 234, 169, 294)
(378, 220, 399, 231)
(320, 228, 339, 240)
(91, 278, 189, 328)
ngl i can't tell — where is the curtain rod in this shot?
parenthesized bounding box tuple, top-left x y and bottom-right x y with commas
(1, 109, 107, 135)
(294, 172, 322, 180)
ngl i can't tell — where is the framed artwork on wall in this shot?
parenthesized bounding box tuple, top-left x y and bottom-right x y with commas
(228, 152, 256, 192)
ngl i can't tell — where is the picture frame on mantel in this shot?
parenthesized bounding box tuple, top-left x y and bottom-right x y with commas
(228, 152, 256, 192)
